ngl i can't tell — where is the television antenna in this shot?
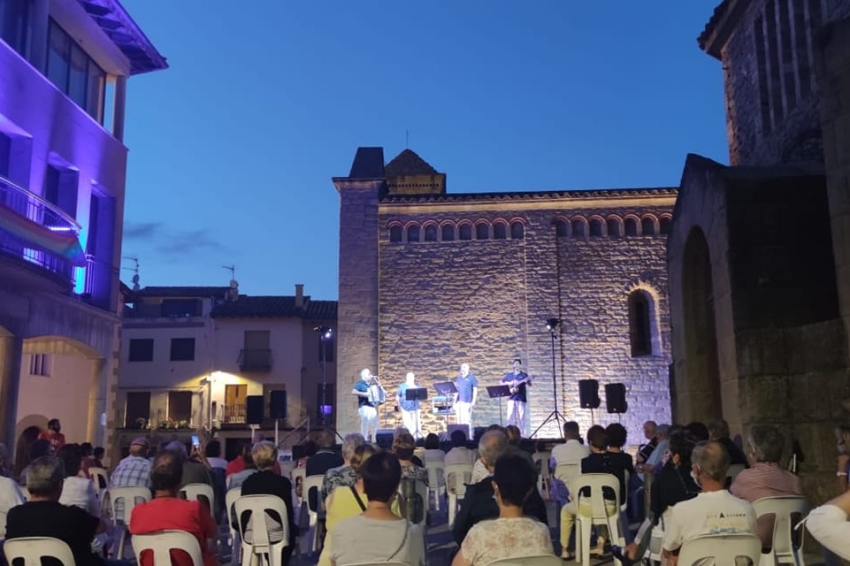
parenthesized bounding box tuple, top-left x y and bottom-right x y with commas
(222, 265, 236, 279)
(122, 256, 140, 290)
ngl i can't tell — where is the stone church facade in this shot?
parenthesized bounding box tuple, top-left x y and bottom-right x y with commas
(334, 148, 675, 440)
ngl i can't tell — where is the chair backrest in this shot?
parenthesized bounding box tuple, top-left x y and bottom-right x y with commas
(109, 485, 152, 523)
(303, 475, 324, 514)
(753, 496, 808, 558)
(131, 530, 204, 566)
(88, 467, 109, 490)
(573, 473, 620, 519)
(4, 537, 76, 566)
(489, 555, 563, 566)
(532, 452, 552, 479)
(424, 460, 445, 487)
(554, 463, 581, 488)
(678, 534, 762, 566)
(181, 482, 215, 516)
(726, 464, 746, 481)
(234, 494, 291, 551)
(226, 486, 242, 524)
(397, 478, 428, 526)
(445, 463, 473, 496)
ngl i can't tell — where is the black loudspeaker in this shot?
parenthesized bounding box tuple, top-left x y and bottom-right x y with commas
(246, 395, 264, 425)
(472, 426, 487, 445)
(375, 429, 395, 449)
(269, 390, 287, 420)
(605, 383, 628, 414)
(578, 379, 601, 409)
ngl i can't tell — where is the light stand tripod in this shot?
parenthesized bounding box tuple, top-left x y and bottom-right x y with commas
(316, 326, 344, 442)
(531, 318, 566, 438)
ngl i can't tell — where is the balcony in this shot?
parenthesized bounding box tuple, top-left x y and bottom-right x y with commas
(238, 349, 273, 372)
(222, 404, 246, 425)
(0, 174, 84, 286)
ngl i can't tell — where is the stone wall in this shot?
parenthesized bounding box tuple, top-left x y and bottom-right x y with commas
(719, 0, 823, 166)
(374, 203, 673, 442)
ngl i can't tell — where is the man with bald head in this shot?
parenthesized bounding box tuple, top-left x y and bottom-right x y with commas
(452, 430, 548, 544)
(662, 441, 756, 566)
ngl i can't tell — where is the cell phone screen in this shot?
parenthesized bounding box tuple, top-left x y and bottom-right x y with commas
(191, 435, 199, 448)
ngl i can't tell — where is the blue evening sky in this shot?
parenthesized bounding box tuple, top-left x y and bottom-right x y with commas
(120, 1, 727, 300)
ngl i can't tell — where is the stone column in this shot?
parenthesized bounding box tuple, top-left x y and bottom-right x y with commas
(86, 357, 107, 447)
(0, 336, 24, 449)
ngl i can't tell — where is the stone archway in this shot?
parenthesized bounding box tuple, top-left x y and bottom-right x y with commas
(681, 227, 723, 423)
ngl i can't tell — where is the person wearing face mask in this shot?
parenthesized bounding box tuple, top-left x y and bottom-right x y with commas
(661, 441, 756, 566)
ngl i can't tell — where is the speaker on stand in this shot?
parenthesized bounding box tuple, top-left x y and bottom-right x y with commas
(578, 379, 601, 424)
(605, 383, 628, 421)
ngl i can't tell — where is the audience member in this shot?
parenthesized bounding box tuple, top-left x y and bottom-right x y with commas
(93, 446, 105, 468)
(685, 421, 710, 442)
(661, 441, 756, 566)
(636, 421, 658, 464)
(551, 421, 589, 468)
(6, 456, 110, 566)
(239, 441, 299, 565)
(58, 444, 99, 517)
(422, 434, 445, 463)
(453, 454, 553, 566)
(708, 419, 749, 467)
(330, 451, 424, 566)
(806, 489, 850, 562)
(453, 430, 548, 545)
(445, 430, 476, 466)
(836, 425, 850, 493)
(0, 472, 25, 537)
(731, 425, 802, 548)
(321, 433, 365, 503)
(307, 430, 344, 478)
(38, 418, 66, 451)
(80, 442, 95, 476)
(204, 440, 228, 469)
(393, 433, 428, 485)
(226, 443, 258, 491)
(636, 424, 670, 474)
(164, 441, 214, 488)
(505, 425, 522, 446)
(109, 437, 153, 524)
(18, 439, 52, 486)
(129, 450, 218, 566)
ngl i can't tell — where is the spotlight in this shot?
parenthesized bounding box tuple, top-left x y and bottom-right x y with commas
(314, 326, 333, 340)
(545, 318, 561, 331)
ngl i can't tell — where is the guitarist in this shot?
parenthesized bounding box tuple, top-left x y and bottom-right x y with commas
(501, 358, 532, 436)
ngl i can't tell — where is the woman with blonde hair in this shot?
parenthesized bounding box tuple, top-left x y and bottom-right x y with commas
(319, 444, 400, 566)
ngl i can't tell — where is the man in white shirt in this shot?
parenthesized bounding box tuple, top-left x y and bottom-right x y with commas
(445, 430, 476, 466)
(550, 421, 589, 468)
(662, 441, 757, 566)
(807, 489, 850, 561)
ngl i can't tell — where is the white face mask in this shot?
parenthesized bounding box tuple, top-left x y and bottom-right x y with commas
(690, 469, 701, 487)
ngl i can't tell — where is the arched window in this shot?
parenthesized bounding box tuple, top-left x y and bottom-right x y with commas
(389, 225, 402, 243)
(510, 221, 524, 239)
(641, 217, 656, 236)
(589, 219, 604, 237)
(628, 290, 655, 357)
(441, 223, 455, 241)
(493, 222, 508, 240)
(406, 224, 420, 242)
(607, 218, 621, 237)
(423, 223, 437, 242)
(660, 217, 672, 235)
(458, 223, 472, 241)
(571, 219, 585, 238)
(624, 217, 638, 237)
(476, 223, 489, 240)
(555, 220, 569, 237)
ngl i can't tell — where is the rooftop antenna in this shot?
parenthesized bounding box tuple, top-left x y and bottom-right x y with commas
(222, 265, 239, 301)
(122, 256, 140, 291)
(222, 264, 235, 280)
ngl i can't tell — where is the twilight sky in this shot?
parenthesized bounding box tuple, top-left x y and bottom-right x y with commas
(120, 0, 727, 300)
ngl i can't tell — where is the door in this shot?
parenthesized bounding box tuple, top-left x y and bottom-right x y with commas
(225, 384, 248, 423)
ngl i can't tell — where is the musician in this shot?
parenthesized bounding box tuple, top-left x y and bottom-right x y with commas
(396, 372, 422, 439)
(351, 368, 380, 441)
(500, 358, 532, 436)
(454, 363, 478, 435)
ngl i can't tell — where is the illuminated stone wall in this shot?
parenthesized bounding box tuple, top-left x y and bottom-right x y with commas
(370, 199, 674, 441)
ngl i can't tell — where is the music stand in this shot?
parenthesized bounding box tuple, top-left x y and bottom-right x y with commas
(405, 388, 428, 402)
(433, 381, 457, 431)
(486, 385, 511, 426)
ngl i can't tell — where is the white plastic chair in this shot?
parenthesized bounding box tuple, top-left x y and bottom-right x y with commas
(753, 496, 808, 566)
(554, 463, 581, 498)
(4, 537, 75, 566)
(445, 463, 473, 527)
(489, 555, 563, 566)
(424, 460, 446, 510)
(533, 452, 552, 498)
(573, 473, 623, 566)
(235, 494, 291, 566)
(678, 533, 762, 566)
(290, 467, 306, 508)
(131, 530, 204, 566)
(226, 487, 243, 559)
(302, 475, 324, 553)
(110, 486, 152, 557)
(181, 482, 216, 521)
(88, 466, 109, 498)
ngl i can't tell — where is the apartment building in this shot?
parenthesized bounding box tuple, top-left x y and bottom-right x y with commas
(117, 283, 337, 456)
(0, 0, 167, 460)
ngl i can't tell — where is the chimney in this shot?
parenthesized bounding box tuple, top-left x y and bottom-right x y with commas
(295, 283, 304, 309)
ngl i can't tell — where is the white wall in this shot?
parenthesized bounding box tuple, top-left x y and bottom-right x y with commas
(17, 353, 93, 443)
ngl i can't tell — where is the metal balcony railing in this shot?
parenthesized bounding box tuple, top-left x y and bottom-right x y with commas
(238, 349, 273, 372)
(0, 174, 82, 284)
(223, 404, 247, 424)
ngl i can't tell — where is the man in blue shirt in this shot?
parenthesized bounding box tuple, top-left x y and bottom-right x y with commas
(352, 368, 381, 441)
(454, 363, 478, 436)
(500, 358, 532, 436)
(396, 372, 422, 439)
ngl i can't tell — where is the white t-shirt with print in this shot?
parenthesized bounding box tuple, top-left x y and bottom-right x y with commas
(662, 490, 757, 552)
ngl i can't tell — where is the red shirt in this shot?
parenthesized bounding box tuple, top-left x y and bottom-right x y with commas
(226, 456, 280, 477)
(129, 497, 217, 566)
(38, 431, 66, 451)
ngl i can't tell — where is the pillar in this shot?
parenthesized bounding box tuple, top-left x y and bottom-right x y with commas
(112, 75, 128, 142)
(86, 357, 106, 446)
(0, 336, 23, 449)
(28, 0, 49, 73)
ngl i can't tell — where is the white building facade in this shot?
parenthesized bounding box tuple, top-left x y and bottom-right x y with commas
(0, 0, 166, 466)
(117, 284, 337, 458)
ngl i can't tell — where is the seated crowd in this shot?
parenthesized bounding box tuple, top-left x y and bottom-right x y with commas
(0, 417, 848, 566)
